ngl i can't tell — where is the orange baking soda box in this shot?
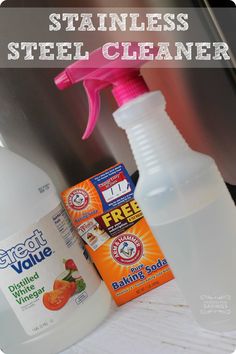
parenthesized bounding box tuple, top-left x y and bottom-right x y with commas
(61, 164, 174, 305)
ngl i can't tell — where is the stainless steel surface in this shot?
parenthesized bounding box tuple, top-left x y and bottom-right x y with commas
(0, 69, 116, 192)
(0, 0, 235, 189)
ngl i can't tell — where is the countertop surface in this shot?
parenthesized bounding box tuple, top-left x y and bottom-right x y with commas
(62, 280, 236, 354)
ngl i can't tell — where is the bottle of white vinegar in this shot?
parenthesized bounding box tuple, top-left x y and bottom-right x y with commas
(0, 147, 111, 354)
(114, 91, 236, 331)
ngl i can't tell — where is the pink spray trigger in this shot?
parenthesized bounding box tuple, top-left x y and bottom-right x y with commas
(82, 79, 109, 140)
(54, 43, 150, 139)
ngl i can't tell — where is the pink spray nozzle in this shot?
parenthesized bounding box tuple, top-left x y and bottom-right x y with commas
(54, 43, 150, 139)
(55, 71, 72, 90)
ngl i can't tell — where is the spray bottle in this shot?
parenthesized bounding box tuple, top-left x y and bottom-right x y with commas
(55, 44, 236, 331)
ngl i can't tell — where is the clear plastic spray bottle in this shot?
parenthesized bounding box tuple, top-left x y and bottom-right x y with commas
(55, 44, 236, 331)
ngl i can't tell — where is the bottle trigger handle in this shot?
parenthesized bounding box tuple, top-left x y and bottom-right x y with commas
(82, 79, 110, 140)
(54, 43, 149, 140)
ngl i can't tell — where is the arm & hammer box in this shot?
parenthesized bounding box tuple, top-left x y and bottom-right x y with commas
(61, 164, 173, 305)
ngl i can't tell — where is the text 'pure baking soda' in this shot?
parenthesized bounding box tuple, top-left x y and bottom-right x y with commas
(0, 148, 111, 354)
(61, 164, 173, 305)
(55, 42, 236, 331)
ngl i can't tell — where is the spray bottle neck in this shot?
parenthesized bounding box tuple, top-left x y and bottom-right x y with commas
(112, 76, 149, 107)
(113, 91, 190, 175)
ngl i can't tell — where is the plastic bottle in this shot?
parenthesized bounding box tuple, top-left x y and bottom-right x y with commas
(55, 43, 236, 331)
(0, 147, 111, 354)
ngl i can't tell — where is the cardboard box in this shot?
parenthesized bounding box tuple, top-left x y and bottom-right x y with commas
(61, 164, 173, 305)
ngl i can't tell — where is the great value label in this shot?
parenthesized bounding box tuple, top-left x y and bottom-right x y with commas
(0, 204, 101, 336)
